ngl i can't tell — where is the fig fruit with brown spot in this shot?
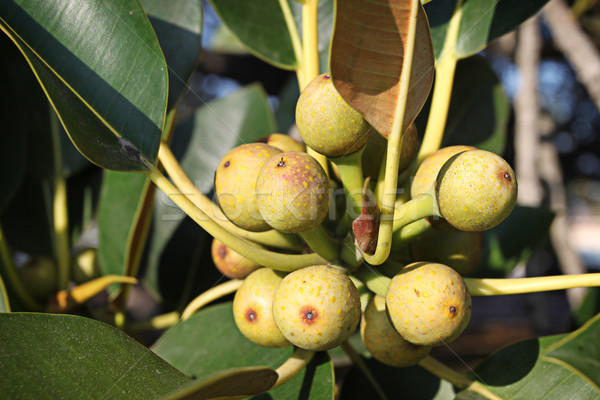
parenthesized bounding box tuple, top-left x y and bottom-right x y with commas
(256, 152, 329, 233)
(214, 143, 282, 232)
(272, 265, 361, 351)
(211, 238, 260, 279)
(436, 149, 518, 232)
(296, 73, 372, 157)
(386, 262, 471, 346)
(232, 268, 291, 348)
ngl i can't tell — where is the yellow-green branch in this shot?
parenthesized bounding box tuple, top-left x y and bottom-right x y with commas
(272, 348, 315, 389)
(418, 356, 472, 389)
(416, 0, 463, 165)
(466, 274, 600, 295)
(279, 0, 306, 89)
(158, 144, 303, 252)
(181, 279, 243, 321)
(145, 164, 327, 271)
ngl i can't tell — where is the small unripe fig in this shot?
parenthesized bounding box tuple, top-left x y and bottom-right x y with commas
(411, 145, 475, 198)
(361, 294, 432, 367)
(436, 149, 517, 232)
(232, 268, 291, 348)
(410, 229, 483, 276)
(272, 265, 361, 351)
(296, 73, 372, 157)
(215, 143, 282, 232)
(386, 262, 471, 346)
(18, 256, 57, 300)
(362, 123, 418, 179)
(211, 238, 260, 279)
(256, 133, 306, 153)
(256, 152, 329, 233)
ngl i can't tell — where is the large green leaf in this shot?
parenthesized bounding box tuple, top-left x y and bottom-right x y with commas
(457, 333, 599, 399)
(142, 0, 203, 111)
(144, 84, 277, 300)
(425, 0, 549, 60)
(0, 0, 168, 171)
(442, 56, 509, 154)
(153, 302, 335, 399)
(208, 0, 298, 69)
(97, 171, 153, 285)
(331, 0, 434, 138)
(0, 313, 191, 399)
(471, 206, 555, 278)
(543, 312, 600, 391)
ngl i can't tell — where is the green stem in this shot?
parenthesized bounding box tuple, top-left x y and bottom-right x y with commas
(0, 223, 40, 310)
(341, 341, 390, 400)
(272, 348, 315, 389)
(416, 0, 463, 165)
(50, 111, 70, 291)
(340, 233, 363, 269)
(390, 218, 432, 255)
(302, 0, 320, 83)
(392, 193, 440, 232)
(352, 266, 391, 298)
(158, 144, 304, 252)
(362, 0, 420, 265)
(331, 148, 365, 220)
(145, 164, 326, 272)
(0, 273, 10, 312)
(418, 356, 472, 389)
(181, 279, 243, 321)
(466, 273, 600, 296)
(300, 225, 339, 262)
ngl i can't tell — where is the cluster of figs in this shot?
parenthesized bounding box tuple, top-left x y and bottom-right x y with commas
(209, 73, 518, 366)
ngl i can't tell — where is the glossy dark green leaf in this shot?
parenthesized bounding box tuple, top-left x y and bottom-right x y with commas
(543, 312, 600, 391)
(0, 313, 191, 399)
(153, 302, 335, 399)
(208, 0, 298, 69)
(457, 333, 598, 399)
(425, 0, 549, 60)
(142, 0, 203, 111)
(97, 171, 152, 285)
(339, 356, 455, 400)
(144, 84, 276, 300)
(442, 56, 509, 154)
(0, 0, 168, 171)
(471, 206, 555, 278)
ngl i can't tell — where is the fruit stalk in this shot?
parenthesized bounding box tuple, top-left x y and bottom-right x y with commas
(416, 0, 463, 165)
(145, 164, 328, 271)
(331, 148, 365, 220)
(392, 192, 441, 232)
(352, 266, 391, 298)
(181, 279, 243, 321)
(299, 225, 339, 262)
(158, 144, 303, 252)
(271, 348, 315, 389)
(390, 218, 432, 253)
(466, 274, 600, 295)
(418, 356, 472, 389)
